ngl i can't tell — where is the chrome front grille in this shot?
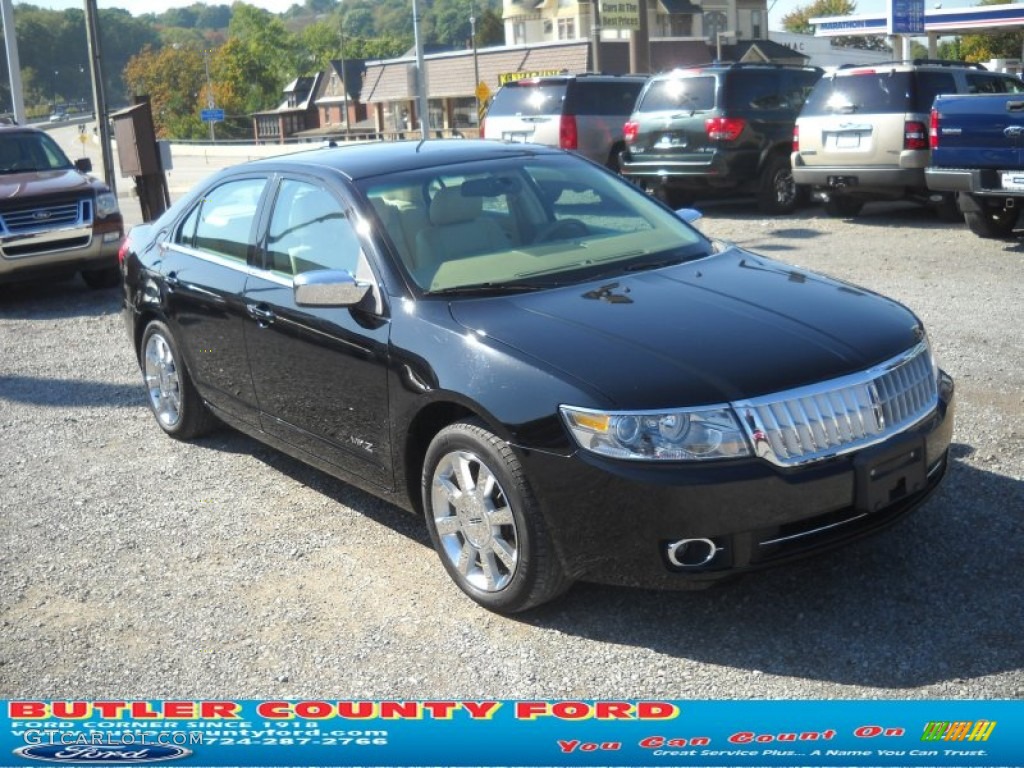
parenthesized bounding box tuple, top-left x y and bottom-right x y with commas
(734, 342, 938, 467)
(0, 199, 91, 234)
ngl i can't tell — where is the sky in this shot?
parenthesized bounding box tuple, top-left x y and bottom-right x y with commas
(13, 0, 986, 31)
(12, 0, 298, 15)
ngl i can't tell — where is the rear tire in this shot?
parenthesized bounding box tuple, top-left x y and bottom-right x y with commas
(422, 420, 571, 613)
(964, 207, 1019, 239)
(756, 154, 805, 214)
(823, 195, 864, 218)
(140, 320, 217, 440)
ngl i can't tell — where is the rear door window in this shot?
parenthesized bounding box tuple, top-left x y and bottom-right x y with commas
(725, 71, 784, 112)
(966, 73, 1024, 94)
(567, 81, 646, 116)
(911, 71, 958, 112)
(192, 177, 267, 263)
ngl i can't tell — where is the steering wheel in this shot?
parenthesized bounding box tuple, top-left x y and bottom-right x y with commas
(532, 218, 589, 244)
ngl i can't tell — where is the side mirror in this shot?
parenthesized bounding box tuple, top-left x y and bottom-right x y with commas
(293, 269, 370, 307)
(676, 208, 702, 224)
(75, 158, 93, 173)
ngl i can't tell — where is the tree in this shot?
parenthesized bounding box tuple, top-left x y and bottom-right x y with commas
(958, 0, 1024, 61)
(299, 21, 343, 72)
(218, 3, 300, 113)
(124, 44, 208, 139)
(781, 0, 888, 51)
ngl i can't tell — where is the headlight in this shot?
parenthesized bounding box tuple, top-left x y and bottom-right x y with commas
(560, 405, 752, 461)
(95, 191, 119, 218)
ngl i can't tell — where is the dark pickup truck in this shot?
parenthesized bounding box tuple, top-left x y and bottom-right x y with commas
(926, 92, 1024, 238)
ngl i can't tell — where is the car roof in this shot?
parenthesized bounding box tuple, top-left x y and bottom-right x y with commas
(239, 139, 570, 181)
(0, 124, 43, 135)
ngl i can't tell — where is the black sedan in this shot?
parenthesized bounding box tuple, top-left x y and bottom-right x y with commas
(121, 140, 954, 613)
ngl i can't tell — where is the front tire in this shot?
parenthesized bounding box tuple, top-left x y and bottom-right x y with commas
(964, 206, 1019, 239)
(140, 320, 217, 440)
(422, 420, 570, 613)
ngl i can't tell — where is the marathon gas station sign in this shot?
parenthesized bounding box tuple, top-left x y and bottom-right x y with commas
(812, 2, 1024, 37)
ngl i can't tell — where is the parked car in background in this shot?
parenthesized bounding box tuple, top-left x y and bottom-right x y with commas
(620, 63, 823, 213)
(927, 91, 1024, 238)
(481, 73, 647, 170)
(121, 140, 954, 614)
(48, 110, 67, 123)
(0, 124, 123, 288)
(792, 59, 1024, 218)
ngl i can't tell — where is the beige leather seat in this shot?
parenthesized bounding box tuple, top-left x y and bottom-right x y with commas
(413, 186, 508, 285)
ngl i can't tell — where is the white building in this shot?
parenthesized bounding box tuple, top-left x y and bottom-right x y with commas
(768, 31, 886, 69)
(503, 0, 770, 48)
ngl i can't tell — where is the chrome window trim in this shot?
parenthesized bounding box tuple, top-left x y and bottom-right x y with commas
(164, 242, 292, 287)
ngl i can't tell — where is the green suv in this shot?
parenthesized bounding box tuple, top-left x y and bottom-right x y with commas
(620, 63, 823, 213)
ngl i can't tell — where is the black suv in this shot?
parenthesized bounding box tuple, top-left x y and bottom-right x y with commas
(620, 63, 823, 213)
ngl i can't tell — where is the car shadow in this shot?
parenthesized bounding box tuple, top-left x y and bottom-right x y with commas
(194, 428, 430, 547)
(191, 429, 1021, 690)
(0, 374, 144, 408)
(515, 444, 1022, 690)
(0, 277, 121, 319)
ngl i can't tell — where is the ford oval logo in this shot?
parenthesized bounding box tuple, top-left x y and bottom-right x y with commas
(13, 745, 192, 763)
(32, 211, 53, 221)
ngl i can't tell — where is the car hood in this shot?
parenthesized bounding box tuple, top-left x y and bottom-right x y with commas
(447, 247, 923, 409)
(0, 169, 97, 200)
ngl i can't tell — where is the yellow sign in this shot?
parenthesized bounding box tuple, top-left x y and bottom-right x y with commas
(498, 69, 567, 86)
(475, 81, 492, 103)
(600, 0, 641, 30)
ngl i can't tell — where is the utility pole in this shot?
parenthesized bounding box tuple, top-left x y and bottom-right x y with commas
(471, 1, 480, 119)
(84, 0, 115, 195)
(203, 49, 216, 143)
(590, 0, 602, 72)
(628, 0, 650, 74)
(1, 0, 26, 123)
(339, 21, 349, 133)
(412, 0, 430, 137)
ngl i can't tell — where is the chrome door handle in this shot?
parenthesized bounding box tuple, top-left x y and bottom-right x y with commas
(247, 304, 275, 324)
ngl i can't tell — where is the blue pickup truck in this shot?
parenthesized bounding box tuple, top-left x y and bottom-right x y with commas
(926, 92, 1024, 238)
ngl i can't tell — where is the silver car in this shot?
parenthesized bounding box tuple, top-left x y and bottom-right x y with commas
(481, 73, 647, 171)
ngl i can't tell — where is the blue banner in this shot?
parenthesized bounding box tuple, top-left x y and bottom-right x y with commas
(0, 700, 1020, 766)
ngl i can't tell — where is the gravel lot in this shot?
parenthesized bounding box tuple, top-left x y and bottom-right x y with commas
(1, 196, 1021, 702)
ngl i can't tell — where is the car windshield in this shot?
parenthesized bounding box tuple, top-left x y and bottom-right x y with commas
(801, 72, 916, 115)
(0, 131, 74, 174)
(636, 75, 716, 113)
(486, 83, 568, 116)
(359, 154, 711, 294)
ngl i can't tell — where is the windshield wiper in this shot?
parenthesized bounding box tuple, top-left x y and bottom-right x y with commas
(427, 281, 549, 296)
(624, 257, 686, 272)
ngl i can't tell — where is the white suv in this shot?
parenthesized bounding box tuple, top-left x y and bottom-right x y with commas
(792, 60, 1024, 218)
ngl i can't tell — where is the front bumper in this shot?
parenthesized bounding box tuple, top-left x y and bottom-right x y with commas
(0, 216, 123, 283)
(522, 372, 954, 590)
